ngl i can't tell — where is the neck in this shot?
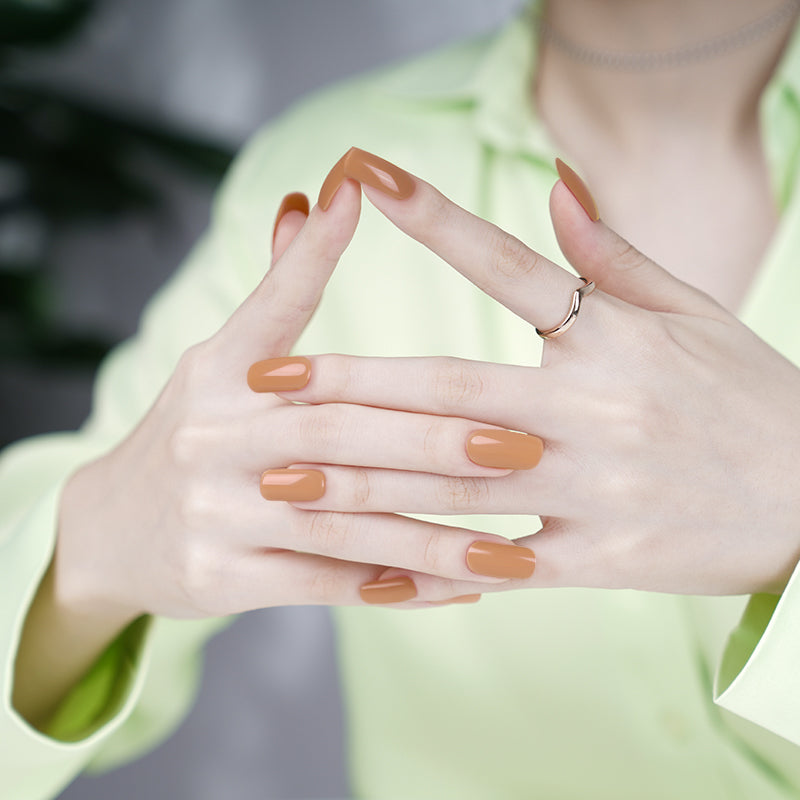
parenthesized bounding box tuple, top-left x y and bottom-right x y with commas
(535, 0, 798, 158)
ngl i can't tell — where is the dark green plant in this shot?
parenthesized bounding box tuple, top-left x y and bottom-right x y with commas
(0, 0, 234, 367)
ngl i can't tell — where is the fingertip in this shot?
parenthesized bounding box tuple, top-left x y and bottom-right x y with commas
(272, 192, 310, 263)
(549, 179, 608, 278)
(554, 158, 600, 222)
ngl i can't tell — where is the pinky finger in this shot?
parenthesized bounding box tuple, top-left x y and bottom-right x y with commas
(220, 550, 494, 610)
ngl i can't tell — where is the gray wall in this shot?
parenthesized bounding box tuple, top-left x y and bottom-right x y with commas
(5, 1, 523, 797)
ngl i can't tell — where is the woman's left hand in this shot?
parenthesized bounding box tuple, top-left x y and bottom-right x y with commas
(283, 152, 800, 597)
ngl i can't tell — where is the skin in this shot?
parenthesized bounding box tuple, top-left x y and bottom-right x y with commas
(283, 172, 800, 599)
(13, 0, 800, 728)
(12, 183, 519, 726)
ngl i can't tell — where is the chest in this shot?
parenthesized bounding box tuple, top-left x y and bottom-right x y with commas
(587, 142, 779, 314)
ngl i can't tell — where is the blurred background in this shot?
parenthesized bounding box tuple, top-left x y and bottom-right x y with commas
(1, 0, 522, 797)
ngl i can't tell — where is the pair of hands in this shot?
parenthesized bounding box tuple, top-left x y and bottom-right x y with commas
(58, 148, 800, 625)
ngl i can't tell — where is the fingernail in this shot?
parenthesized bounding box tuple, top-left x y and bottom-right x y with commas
(272, 191, 309, 248)
(466, 429, 543, 470)
(555, 158, 600, 222)
(466, 541, 535, 579)
(318, 147, 415, 211)
(248, 356, 311, 393)
(429, 594, 482, 606)
(360, 575, 417, 604)
(260, 469, 325, 501)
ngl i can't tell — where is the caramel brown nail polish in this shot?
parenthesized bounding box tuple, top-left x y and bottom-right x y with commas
(318, 147, 416, 211)
(555, 158, 600, 222)
(318, 151, 348, 212)
(466, 541, 535, 579)
(360, 575, 417, 604)
(272, 192, 309, 248)
(466, 429, 543, 470)
(260, 469, 325, 501)
(430, 594, 482, 606)
(248, 357, 311, 393)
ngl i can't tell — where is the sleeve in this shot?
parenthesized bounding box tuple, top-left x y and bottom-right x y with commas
(714, 563, 800, 747)
(0, 116, 296, 799)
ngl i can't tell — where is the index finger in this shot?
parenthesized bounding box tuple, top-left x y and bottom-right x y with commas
(319, 147, 582, 334)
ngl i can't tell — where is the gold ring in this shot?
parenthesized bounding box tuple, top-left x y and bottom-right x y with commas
(535, 278, 595, 340)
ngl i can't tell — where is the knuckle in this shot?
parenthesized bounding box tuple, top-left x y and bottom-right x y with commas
(295, 404, 346, 450)
(167, 422, 207, 468)
(305, 510, 351, 554)
(174, 343, 209, 388)
(612, 238, 650, 274)
(432, 357, 485, 412)
(172, 542, 220, 615)
(437, 475, 488, 512)
(351, 468, 372, 508)
(321, 353, 355, 400)
(487, 230, 540, 280)
(174, 482, 215, 531)
(422, 417, 450, 462)
(421, 531, 444, 575)
(306, 562, 348, 604)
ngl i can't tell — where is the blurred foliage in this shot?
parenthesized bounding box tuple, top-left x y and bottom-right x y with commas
(0, 0, 234, 367)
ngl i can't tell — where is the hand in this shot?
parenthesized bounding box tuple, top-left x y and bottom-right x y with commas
(55, 180, 537, 627)
(284, 150, 800, 597)
(16, 175, 541, 726)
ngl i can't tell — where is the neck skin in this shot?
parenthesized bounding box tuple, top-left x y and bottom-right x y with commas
(536, 0, 797, 161)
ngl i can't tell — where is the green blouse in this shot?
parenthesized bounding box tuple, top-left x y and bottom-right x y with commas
(3, 4, 800, 798)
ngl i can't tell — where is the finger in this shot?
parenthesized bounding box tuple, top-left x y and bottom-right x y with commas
(271, 191, 309, 265)
(369, 567, 486, 607)
(289, 508, 534, 585)
(231, 493, 535, 586)
(549, 174, 721, 318)
(276, 354, 561, 435)
(247, 402, 543, 477)
(285, 459, 565, 518)
(221, 552, 498, 610)
(217, 177, 362, 361)
(320, 147, 581, 333)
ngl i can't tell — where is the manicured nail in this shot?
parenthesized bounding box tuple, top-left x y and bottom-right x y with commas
(260, 469, 325, 501)
(466, 541, 535, 579)
(466, 429, 543, 470)
(360, 575, 417, 604)
(318, 147, 415, 210)
(555, 158, 600, 222)
(248, 356, 311, 393)
(272, 191, 309, 248)
(429, 594, 482, 606)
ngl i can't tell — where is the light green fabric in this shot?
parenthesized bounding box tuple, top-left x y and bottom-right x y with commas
(2, 3, 800, 797)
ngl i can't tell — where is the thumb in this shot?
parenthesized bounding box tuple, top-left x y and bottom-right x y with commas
(549, 159, 717, 316)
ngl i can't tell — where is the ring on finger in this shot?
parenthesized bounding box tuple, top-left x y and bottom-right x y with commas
(535, 277, 595, 340)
